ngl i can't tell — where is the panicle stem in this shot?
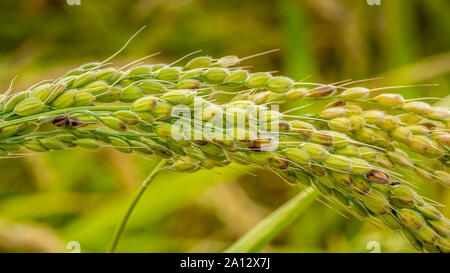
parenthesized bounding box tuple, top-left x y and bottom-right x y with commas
(108, 159, 168, 253)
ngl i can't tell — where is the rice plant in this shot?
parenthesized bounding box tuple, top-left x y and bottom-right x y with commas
(0, 51, 448, 253)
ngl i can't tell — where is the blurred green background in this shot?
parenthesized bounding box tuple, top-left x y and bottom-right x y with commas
(0, 0, 449, 253)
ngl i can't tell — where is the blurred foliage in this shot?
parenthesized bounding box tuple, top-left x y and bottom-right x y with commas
(0, 0, 449, 253)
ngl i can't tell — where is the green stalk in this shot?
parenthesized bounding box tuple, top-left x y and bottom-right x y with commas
(0, 105, 129, 129)
(108, 159, 169, 253)
(224, 187, 318, 253)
